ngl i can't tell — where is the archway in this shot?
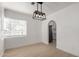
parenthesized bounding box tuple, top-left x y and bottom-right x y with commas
(48, 20, 56, 47)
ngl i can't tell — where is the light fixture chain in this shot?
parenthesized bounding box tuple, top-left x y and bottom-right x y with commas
(41, 3, 42, 13)
(37, 3, 38, 11)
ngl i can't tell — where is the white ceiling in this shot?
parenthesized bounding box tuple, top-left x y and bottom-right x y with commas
(2, 2, 76, 16)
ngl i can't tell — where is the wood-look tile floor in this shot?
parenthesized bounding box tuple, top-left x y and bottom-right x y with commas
(3, 41, 76, 57)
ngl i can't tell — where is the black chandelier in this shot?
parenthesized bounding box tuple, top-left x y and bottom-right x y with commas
(32, 2, 46, 20)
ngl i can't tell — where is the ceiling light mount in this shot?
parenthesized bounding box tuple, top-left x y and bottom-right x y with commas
(37, 2, 43, 4)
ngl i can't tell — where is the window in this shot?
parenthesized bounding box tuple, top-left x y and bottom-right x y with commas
(3, 17, 27, 37)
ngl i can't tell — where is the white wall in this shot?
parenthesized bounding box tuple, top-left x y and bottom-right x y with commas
(0, 3, 4, 56)
(42, 3, 79, 56)
(4, 9, 42, 49)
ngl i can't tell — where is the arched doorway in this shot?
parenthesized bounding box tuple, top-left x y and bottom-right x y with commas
(48, 20, 56, 47)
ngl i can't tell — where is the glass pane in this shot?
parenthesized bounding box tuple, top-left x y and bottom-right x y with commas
(3, 17, 27, 37)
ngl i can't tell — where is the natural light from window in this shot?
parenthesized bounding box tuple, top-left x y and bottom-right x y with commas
(3, 17, 27, 37)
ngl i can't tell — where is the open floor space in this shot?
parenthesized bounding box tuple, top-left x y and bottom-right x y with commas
(3, 42, 75, 57)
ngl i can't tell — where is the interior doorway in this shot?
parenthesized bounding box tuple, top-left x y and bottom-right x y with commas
(49, 25, 53, 43)
(48, 20, 56, 47)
